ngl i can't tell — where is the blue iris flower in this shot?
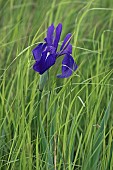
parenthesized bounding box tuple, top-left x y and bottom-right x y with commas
(32, 23, 78, 78)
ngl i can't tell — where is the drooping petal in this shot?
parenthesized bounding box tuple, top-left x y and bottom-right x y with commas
(54, 23, 62, 49)
(47, 24, 54, 45)
(32, 43, 43, 61)
(57, 54, 77, 78)
(66, 44, 72, 54)
(33, 62, 41, 73)
(33, 51, 56, 74)
(60, 33, 72, 51)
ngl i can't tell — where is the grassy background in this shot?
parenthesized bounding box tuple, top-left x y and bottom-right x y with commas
(0, 0, 113, 169)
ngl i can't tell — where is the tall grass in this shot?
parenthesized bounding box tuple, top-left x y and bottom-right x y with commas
(0, 0, 113, 169)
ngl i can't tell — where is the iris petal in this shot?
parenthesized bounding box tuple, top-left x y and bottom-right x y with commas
(60, 33, 72, 51)
(32, 43, 43, 61)
(58, 44, 72, 56)
(66, 44, 72, 54)
(47, 24, 54, 45)
(57, 54, 77, 78)
(54, 23, 62, 49)
(33, 51, 56, 74)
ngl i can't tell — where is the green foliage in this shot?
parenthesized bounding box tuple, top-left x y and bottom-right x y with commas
(0, 0, 113, 169)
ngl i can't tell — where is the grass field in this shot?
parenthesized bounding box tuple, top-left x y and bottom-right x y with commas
(0, 0, 113, 169)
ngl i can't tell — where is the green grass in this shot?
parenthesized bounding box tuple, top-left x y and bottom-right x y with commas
(0, 0, 113, 169)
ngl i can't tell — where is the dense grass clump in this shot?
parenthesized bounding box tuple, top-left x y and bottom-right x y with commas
(0, 0, 113, 169)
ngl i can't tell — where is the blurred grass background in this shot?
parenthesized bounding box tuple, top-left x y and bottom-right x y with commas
(0, 0, 113, 169)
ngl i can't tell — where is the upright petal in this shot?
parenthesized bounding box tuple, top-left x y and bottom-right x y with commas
(57, 54, 77, 78)
(47, 24, 54, 45)
(58, 44, 72, 57)
(60, 33, 72, 51)
(33, 51, 56, 74)
(54, 23, 62, 49)
(32, 43, 43, 61)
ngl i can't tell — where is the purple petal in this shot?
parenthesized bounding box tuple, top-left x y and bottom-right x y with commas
(32, 43, 43, 61)
(58, 44, 72, 56)
(33, 51, 56, 74)
(60, 33, 72, 51)
(46, 46, 56, 54)
(57, 54, 77, 78)
(42, 43, 47, 52)
(47, 24, 54, 45)
(66, 44, 72, 54)
(54, 23, 62, 49)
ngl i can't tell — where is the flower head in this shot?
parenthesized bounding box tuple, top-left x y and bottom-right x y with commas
(32, 23, 77, 78)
